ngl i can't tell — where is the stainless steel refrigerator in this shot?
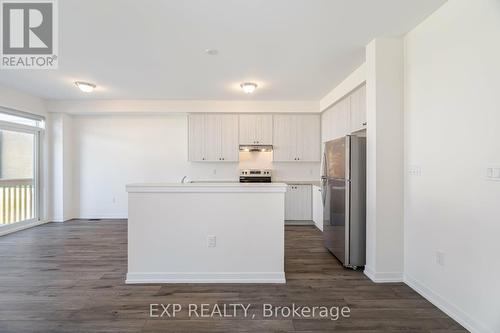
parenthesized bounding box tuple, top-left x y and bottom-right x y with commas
(321, 135, 366, 269)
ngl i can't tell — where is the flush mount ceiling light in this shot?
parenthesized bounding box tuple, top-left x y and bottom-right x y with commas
(75, 81, 96, 93)
(205, 48, 218, 55)
(240, 82, 258, 94)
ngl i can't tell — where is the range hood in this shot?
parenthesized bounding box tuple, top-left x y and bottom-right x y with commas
(239, 144, 273, 152)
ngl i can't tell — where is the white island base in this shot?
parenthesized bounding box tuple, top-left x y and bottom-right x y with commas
(126, 183, 287, 284)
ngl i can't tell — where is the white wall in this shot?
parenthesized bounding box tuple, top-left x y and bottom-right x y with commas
(51, 113, 74, 222)
(72, 114, 319, 218)
(404, 1, 500, 332)
(364, 38, 405, 283)
(47, 100, 319, 114)
(319, 63, 366, 112)
(0, 85, 47, 117)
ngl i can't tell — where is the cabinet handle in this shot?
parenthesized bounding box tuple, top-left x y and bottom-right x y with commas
(202, 157, 205, 160)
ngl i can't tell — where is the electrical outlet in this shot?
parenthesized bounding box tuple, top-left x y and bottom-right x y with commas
(485, 167, 500, 181)
(408, 165, 422, 176)
(207, 235, 216, 248)
(436, 251, 445, 266)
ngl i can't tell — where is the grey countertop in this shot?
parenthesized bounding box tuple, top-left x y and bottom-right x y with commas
(189, 179, 321, 186)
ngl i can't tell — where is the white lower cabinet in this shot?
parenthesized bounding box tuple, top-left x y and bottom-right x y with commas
(285, 184, 312, 221)
(312, 186, 324, 231)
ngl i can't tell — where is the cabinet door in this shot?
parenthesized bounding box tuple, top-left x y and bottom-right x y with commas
(273, 115, 296, 161)
(296, 115, 320, 162)
(239, 114, 256, 145)
(285, 185, 312, 220)
(331, 97, 350, 139)
(349, 84, 367, 132)
(295, 185, 312, 220)
(284, 185, 295, 220)
(188, 114, 206, 161)
(204, 114, 222, 161)
(321, 107, 333, 143)
(312, 186, 324, 231)
(220, 114, 239, 161)
(240, 114, 273, 144)
(255, 114, 273, 144)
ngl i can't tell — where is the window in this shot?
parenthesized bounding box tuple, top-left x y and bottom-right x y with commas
(0, 108, 43, 229)
(0, 110, 45, 129)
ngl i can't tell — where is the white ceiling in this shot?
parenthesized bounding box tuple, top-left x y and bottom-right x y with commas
(0, 0, 446, 100)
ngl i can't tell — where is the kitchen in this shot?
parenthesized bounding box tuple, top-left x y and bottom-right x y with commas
(126, 84, 366, 283)
(0, 0, 497, 331)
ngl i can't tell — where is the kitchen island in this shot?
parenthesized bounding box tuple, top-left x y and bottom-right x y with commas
(126, 182, 287, 284)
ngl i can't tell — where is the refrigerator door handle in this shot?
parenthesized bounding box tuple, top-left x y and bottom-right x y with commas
(321, 152, 328, 205)
(344, 178, 350, 266)
(345, 135, 351, 181)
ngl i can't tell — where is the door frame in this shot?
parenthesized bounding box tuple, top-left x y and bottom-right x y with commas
(0, 119, 45, 235)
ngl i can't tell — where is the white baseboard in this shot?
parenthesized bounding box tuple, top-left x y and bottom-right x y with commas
(78, 216, 127, 220)
(364, 266, 404, 282)
(126, 272, 286, 284)
(404, 274, 492, 333)
(0, 219, 50, 237)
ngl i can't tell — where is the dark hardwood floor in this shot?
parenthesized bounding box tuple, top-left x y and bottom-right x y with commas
(0, 220, 465, 332)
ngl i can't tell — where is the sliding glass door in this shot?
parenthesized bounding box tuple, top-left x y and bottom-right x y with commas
(0, 112, 42, 229)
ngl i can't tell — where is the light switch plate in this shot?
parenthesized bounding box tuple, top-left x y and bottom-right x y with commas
(207, 235, 216, 248)
(408, 165, 422, 176)
(436, 251, 445, 266)
(485, 167, 500, 181)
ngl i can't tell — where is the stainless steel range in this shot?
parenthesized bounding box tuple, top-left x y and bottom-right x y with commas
(239, 169, 272, 183)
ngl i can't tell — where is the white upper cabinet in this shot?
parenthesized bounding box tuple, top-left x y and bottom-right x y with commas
(273, 115, 296, 161)
(188, 114, 207, 161)
(188, 114, 239, 162)
(349, 84, 367, 132)
(220, 114, 239, 161)
(273, 114, 320, 162)
(190, 112, 321, 162)
(321, 84, 366, 142)
(204, 114, 222, 161)
(331, 96, 350, 140)
(297, 115, 321, 162)
(239, 114, 273, 145)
